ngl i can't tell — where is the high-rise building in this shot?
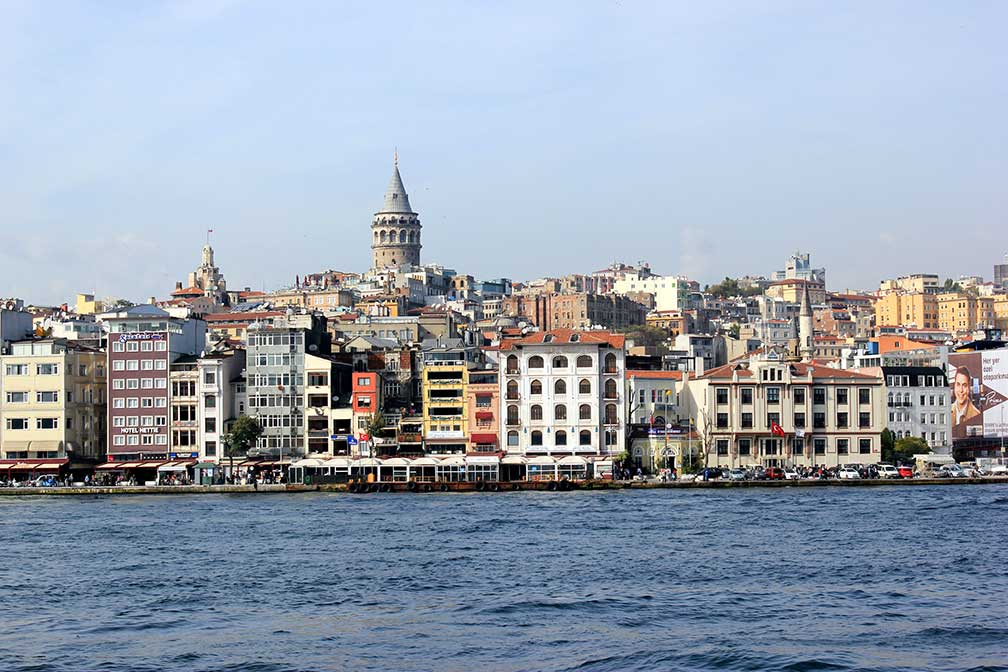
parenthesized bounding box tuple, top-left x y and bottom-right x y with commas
(371, 154, 422, 270)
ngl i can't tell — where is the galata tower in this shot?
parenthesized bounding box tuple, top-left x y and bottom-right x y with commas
(371, 152, 421, 270)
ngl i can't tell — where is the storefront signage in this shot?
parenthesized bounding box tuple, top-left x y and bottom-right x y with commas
(118, 332, 165, 343)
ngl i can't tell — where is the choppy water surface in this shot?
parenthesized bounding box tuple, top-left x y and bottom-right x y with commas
(1, 486, 1007, 672)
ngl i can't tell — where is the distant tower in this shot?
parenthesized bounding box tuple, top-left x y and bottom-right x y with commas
(799, 281, 814, 362)
(371, 152, 421, 270)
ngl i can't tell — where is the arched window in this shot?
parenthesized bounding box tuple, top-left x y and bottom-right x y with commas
(529, 356, 544, 369)
(507, 431, 519, 446)
(409, 230, 416, 243)
(506, 354, 518, 373)
(605, 429, 618, 446)
(554, 404, 567, 421)
(531, 405, 542, 420)
(506, 380, 519, 400)
(579, 404, 591, 420)
(604, 379, 617, 399)
(380, 230, 388, 244)
(552, 356, 568, 368)
(653, 415, 666, 428)
(604, 403, 617, 424)
(579, 379, 591, 394)
(399, 230, 407, 243)
(531, 431, 543, 446)
(530, 379, 542, 395)
(555, 430, 567, 446)
(373, 231, 378, 241)
(604, 352, 617, 373)
(554, 379, 566, 395)
(577, 355, 592, 368)
(507, 405, 519, 424)
(579, 430, 592, 445)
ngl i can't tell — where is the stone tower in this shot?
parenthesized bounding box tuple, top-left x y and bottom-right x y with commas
(371, 153, 421, 270)
(798, 281, 814, 362)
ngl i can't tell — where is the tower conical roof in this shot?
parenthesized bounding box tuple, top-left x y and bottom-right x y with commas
(799, 281, 812, 316)
(378, 161, 415, 214)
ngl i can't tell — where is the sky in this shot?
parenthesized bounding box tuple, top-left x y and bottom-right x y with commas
(1, 1, 1006, 305)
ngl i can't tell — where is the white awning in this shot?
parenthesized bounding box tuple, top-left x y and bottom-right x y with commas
(410, 457, 440, 467)
(157, 463, 190, 472)
(501, 454, 528, 465)
(323, 458, 351, 468)
(465, 455, 500, 465)
(437, 455, 466, 466)
(381, 458, 411, 467)
(557, 455, 588, 466)
(350, 458, 382, 468)
(292, 458, 326, 468)
(527, 456, 557, 465)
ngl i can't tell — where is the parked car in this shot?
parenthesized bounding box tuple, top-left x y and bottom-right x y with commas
(897, 465, 914, 478)
(765, 467, 785, 480)
(988, 464, 1008, 476)
(783, 467, 800, 480)
(938, 464, 966, 478)
(750, 466, 767, 480)
(729, 468, 747, 482)
(876, 464, 900, 479)
(838, 467, 861, 480)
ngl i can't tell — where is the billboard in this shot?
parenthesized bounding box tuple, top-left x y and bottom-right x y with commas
(948, 350, 1008, 439)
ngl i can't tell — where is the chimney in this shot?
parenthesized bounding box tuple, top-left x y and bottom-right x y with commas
(176, 281, 183, 290)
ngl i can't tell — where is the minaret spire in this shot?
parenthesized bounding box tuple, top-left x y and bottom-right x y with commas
(394, 147, 398, 167)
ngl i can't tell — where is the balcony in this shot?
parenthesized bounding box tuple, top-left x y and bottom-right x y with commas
(398, 432, 422, 444)
(505, 368, 520, 375)
(506, 418, 521, 427)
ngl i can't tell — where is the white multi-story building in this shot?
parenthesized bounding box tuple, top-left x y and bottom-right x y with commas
(499, 330, 626, 456)
(196, 348, 245, 465)
(881, 366, 950, 450)
(612, 270, 691, 312)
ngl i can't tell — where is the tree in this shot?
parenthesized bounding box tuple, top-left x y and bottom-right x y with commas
(893, 436, 929, 465)
(695, 408, 715, 470)
(881, 428, 895, 460)
(223, 416, 263, 474)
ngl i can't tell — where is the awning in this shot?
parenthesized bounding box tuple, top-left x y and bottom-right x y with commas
(96, 462, 126, 470)
(117, 462, 141, 469)
(437, 455, 466, 466)
(475, 412, 494, 421)
(157, 463, 190, 472)
(34, 462, 65, 471)
(1, 442, 29, 451)
(470, 433, 498, 444)
(323, 458, 351, 469)
(292, 458, 326, 468)
(527, 456, 557, 466)
(501, 455, 528, 465)
(194, 462, 217, 469)
(557, 455, 588, 466)
(381, 458, 411, 467)
(27, 440, 62, 452)
(409, 457, 440, 467)
(350, 458, 382, 468)
(466, 455, 500, 465)
(8, 462, 39, 471)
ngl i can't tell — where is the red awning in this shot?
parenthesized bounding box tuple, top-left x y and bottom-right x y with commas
(470, 433, 498, 444)
(475, 411, 494, 421)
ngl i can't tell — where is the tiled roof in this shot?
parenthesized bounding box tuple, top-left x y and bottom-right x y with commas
(701, 361, 880, 380)
(498, 329, 625, 350)
(627, 370, 684, 380)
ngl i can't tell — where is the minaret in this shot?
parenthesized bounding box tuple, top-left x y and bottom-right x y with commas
(799, 281, 814, 362)
(371, 152, 422, 270)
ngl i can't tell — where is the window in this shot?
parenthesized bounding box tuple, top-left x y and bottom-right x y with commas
(741, 412, 753, 429)
(767, 387, 780, 404)
(837, 439, 849, 455)
(858, 388, 871, 405)
(6, 418, 28, 430)
(205, 371, 216, 385)
(155, 341, 167, 351)
(716, 388, 728, 405)
(506, 355, 519, 373)
(113, 417, 125, 428)
(127, 398, 139, 408)
(554, 404, 567, 421)
(813, 388, 826, 405)
(793, 438, 804, 456)
(766, 412, 780, 428)
(716, 412, 728, 429)
(36, 418, 59, 430)
(793, 387, 806, 404)
(205, 418, 216, 433)
(579, 404, 591, 420)
(126, 360, 139, 371)
(604, 379, 617, 399)
(141, 341, 153, 352)
(205, 395, 216, 408)
(738, 439, 751, 455)
(141, 360, 153, 371)
(531, 430, 543, 446)
(859, 438, 872, 454)
(836, 412, 848, 428)
(576, 355, 592, 368)
(531, 405, 543, 420)
(506, 380, 519, 400)
(112, 341, 124, 352)
(579, 379, 591, 394)
(552, 356, 568, 369)
(813, 412, 826, 429)
(528, 356, 544, 369)
(6, 392, 28, 403)
(814, 438, 826, 455)
(113, 435, 126, 446)
(579, 430, 591, 445)
(555, 430, 567, 446)
(716, 439, 729, 456)
(554, 379, 566, 395)
(36, 364, 58, 375)
(507, 431, 519, 446)
(530, 379, 542, 395)
(507, 405, 519, 424)
(113, 399, 125, 408)
(741, 388, 753, 404)
(113, 360, 125, 371)
(794, 412, 806, 428)
(36, 391, 59, 403)
(859, 412, 871, 428)
(5, 364, 28, 375)
(837, 388, 848, 405)
(604, 404, 617, 425)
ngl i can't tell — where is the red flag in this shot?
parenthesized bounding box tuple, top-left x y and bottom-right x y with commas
(771, 421, 785, 437)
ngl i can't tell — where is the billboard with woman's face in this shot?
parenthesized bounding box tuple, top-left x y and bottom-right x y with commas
(949, 350, 1008, 439)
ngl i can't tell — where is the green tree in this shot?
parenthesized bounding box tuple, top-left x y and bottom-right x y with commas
(222, 416, 263, 473)
(881, 428, 895, 461)
(893, 436, 929, 464)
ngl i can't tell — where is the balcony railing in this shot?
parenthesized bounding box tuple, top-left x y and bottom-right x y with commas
(506, 419, 520, 427)
(398, 433, 422, 443)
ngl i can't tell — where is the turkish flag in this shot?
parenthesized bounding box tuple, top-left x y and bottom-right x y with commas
(771, 421, 786, 437)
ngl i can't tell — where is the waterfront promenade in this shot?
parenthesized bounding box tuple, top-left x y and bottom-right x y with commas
(2, 476, 1006, 496)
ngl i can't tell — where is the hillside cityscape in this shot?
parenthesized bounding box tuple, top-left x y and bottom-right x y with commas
(2, 157, 1007, 485)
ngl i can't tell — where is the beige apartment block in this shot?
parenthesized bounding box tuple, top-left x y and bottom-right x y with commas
(938, 293, 995, 336)
(1, 339, 106, 461)
(874, 292, 939, 330)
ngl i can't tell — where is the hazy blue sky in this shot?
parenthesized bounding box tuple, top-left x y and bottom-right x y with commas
(2, 1, 1006, 305)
